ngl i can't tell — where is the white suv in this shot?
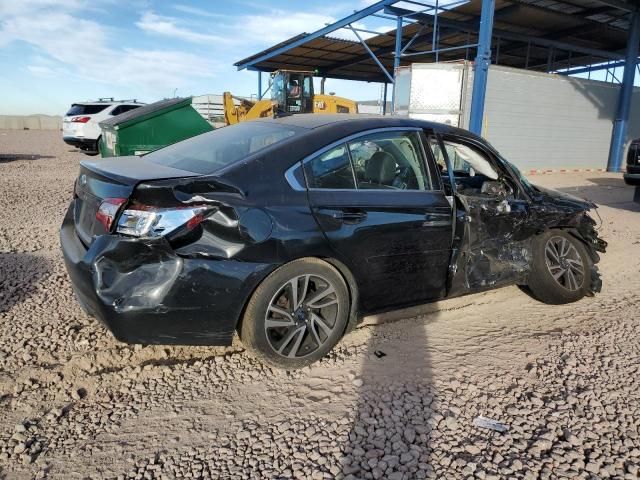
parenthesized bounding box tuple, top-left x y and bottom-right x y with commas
(63, 99, 144, 155)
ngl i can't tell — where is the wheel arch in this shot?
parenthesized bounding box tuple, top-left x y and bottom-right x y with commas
(234, 256, 361, 336)
(538, 225, 601, 264)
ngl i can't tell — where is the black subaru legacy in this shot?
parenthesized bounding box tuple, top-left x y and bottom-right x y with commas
(60, 115, 607, 369)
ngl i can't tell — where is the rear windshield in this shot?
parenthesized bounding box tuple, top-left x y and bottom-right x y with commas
(66, 104, 110, 115)
(144, 122, 301, 174)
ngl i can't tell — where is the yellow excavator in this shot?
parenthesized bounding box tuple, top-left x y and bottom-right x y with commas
(223, 70, 358, 125)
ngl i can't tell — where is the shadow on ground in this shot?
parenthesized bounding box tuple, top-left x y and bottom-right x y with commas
(340, 303, 440, 479)
(0, 154, 55, 163)
(0, 253, 53, 313)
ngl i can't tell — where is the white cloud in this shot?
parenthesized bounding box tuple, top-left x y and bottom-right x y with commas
(223, 10, 385, 45)
(173, 4, 229, 19)
(27, 65, 56, 77)
(0, 0, 88, 17)
(136, 11, 229, 44)
(231, 10, 337, 45)
(0, 2, 220, 93)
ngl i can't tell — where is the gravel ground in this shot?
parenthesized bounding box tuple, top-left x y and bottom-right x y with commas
(1, 129, 639, 479)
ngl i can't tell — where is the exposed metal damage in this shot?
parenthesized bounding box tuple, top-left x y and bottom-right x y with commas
(448, 187, 607, 298)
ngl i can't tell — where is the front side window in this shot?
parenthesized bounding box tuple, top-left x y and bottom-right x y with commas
(303, 76, 312, 97)
(304, 145, 355, 189)
(429, 138, 498, 180)
(348, 131, 431, 190)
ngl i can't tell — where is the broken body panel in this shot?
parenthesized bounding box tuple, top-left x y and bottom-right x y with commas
(60, 116, 607, 347)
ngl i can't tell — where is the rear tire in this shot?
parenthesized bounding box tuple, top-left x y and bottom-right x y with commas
(239, 258, 350, 369)
(528, 230, 593, 305)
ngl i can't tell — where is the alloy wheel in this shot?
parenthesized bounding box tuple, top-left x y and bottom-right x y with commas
(544, 236, 585, 291)
(264, 274, 340, 359)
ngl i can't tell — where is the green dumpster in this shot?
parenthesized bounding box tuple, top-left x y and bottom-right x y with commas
(98, 97, 213, 157)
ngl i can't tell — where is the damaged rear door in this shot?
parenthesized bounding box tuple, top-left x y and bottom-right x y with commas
(425, 134, 537, 295)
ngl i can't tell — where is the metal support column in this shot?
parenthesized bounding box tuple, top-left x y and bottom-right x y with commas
(607, 10, 640, 172)
(258, 71, 262, 100)
(391, 15, 403, 112)
(468, 0, 496, 135)
(383, 83, 388, 115)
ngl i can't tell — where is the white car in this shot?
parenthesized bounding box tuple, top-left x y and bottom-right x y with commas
(63, 99, 144, 155)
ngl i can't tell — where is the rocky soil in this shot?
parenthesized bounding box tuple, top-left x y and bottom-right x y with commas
(1, 129, 639, 479)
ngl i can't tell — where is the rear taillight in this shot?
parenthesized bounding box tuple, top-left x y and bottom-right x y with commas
(71, 116, 91, 123)
(116, 204, 209, 238)
(96, 198, 127, 232)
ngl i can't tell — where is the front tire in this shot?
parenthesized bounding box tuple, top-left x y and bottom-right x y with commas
(528, 230, 593, 304)
(239, 258, 350, 369)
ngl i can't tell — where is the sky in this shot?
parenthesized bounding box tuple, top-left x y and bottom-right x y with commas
(0, 1, 636, 115)
(0, 0, 400, 115)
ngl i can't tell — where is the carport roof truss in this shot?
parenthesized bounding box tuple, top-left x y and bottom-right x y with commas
(235, 0, 640, 83)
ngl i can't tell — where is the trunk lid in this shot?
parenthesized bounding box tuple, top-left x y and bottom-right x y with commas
(74, 156, 201, 246)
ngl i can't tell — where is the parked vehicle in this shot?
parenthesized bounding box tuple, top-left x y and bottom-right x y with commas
(60, 115, 607, 369)
(624, 138, 640, 187)
(63, 99, 144, 155)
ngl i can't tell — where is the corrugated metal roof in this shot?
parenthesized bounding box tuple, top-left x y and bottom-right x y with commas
(235, 0, 638, 83)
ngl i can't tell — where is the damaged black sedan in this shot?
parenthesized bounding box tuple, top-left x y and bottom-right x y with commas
(60, 115, 607, 369)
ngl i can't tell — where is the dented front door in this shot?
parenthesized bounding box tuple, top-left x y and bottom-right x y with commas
(427, 133, 536, 296)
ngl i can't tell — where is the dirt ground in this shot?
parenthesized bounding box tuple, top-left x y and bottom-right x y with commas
(1, 129, 639, 480)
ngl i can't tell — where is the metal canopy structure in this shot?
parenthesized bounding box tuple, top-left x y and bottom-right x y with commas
(235, 0, 640, 171)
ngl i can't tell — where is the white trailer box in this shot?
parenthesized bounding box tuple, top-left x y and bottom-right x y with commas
(394, 62, 640, 171)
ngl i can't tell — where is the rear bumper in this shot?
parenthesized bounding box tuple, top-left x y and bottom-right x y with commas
(59, 203, 273, 346)
(63, 136, 97, 151)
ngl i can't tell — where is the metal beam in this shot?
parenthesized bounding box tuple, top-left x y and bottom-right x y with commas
(347, 25, 395, 83)
(504, 0, 628, 32)
(558, 58, 639, 75)
(383, 83, 388, 114)
(593, 0, 636, 12)
(469, 0, 496, 135)
(258, 71, 262, 100)
(236, 0, 400, 70)
(392, 15, 404, 110)
(386, 5, 626, 60)
(607, 10, 640, 172)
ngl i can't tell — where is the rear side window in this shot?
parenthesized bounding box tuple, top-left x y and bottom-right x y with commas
(66, 104, 110, 115)
(348, 131, 431, 190)
(145, 122, 300, 174)
(305, 145, 355, 189)
(304, 130, 434, 191)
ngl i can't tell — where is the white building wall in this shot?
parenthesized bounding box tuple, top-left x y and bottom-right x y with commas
(477, 66, 640, 171)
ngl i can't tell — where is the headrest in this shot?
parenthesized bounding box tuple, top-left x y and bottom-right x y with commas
(365, 151, 396, 185)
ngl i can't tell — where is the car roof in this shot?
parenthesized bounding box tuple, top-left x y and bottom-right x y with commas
(71, 101, 142, 105)
(251, 113, 475, 137)
(213, 114, 486, 180)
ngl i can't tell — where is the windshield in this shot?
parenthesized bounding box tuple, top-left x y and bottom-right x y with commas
(144, 122, 301, 174)
(505, 160, 536, 192)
